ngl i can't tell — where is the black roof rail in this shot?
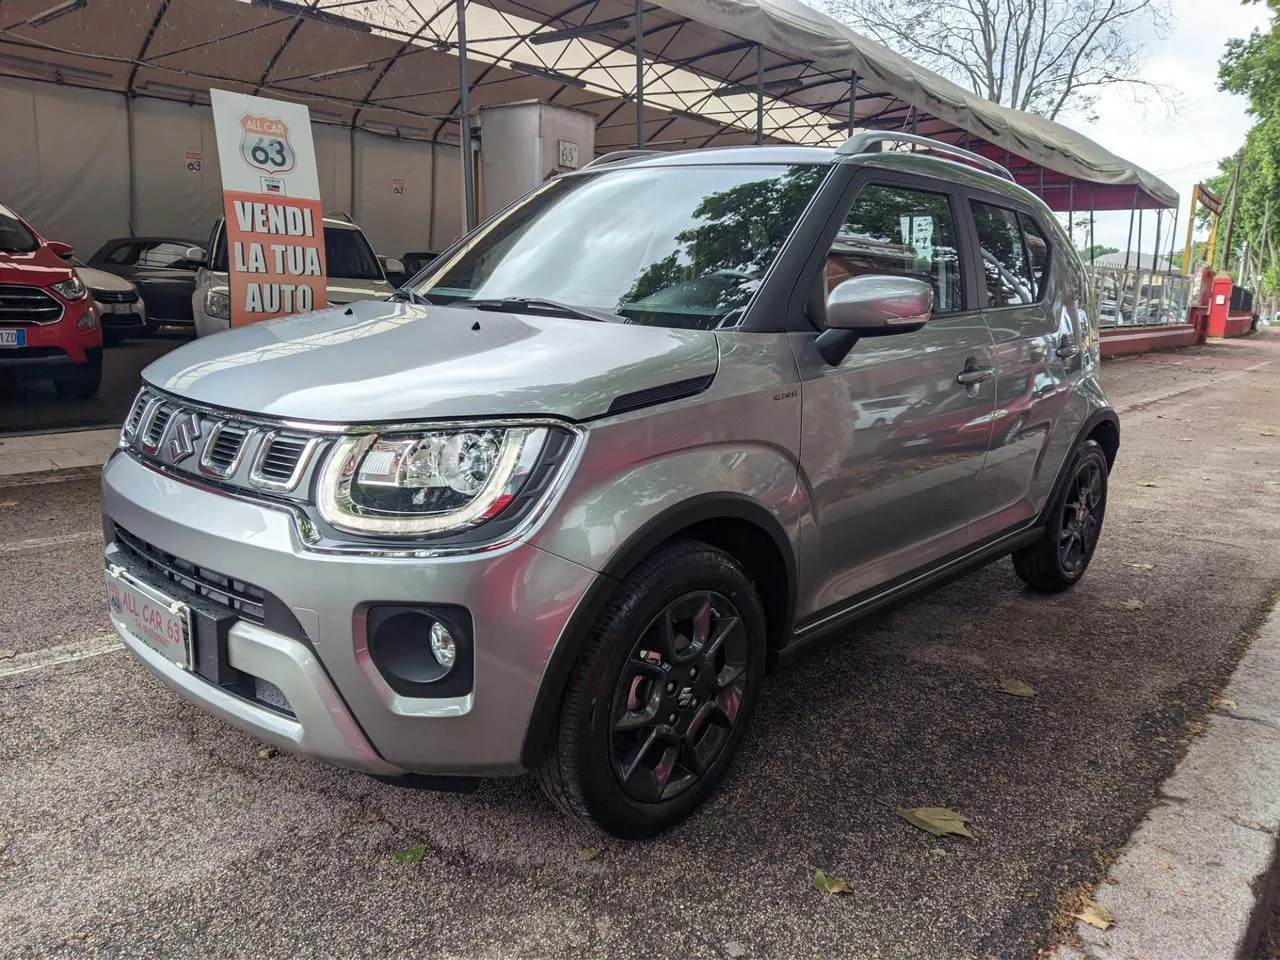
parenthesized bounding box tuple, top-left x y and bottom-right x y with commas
(835, 132, 1015, 183)
(583, 149, 659, 169)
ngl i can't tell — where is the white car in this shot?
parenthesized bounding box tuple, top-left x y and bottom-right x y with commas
(65, 255, 147, 346)
(187, 213, 398, 338)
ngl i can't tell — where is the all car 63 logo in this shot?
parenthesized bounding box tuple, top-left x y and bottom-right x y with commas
(239, 113, 297, 174)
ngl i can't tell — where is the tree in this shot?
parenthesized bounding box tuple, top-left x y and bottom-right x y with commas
(823, 0, 1172, 120)
(1209, 0, 1280, 294)
(1078, 244, 1120, 261)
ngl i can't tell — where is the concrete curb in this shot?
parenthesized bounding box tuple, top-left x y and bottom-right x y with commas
(1052, 594, 1280, 959)
(0, 464, 103, 487)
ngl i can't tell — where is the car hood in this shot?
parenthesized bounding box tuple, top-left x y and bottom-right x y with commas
(143, 299, 720, 422)
(77, 265, 135, 294)
(0, 248, 74, 286)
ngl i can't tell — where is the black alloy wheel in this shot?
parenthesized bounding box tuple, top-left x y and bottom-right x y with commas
(609, 590, 750, 803)
(1059, 456, 1104, 575)
(1013, 438, 1109, 592)
(535, 540, 767, 838)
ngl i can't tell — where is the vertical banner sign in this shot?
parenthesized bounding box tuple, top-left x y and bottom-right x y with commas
(210, 90, 327, 327)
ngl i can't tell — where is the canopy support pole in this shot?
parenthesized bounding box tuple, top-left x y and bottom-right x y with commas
(1068, 181, 1075, 244)
(1090, 190, 1096, 263)
(848, 72, 858, 136)
(1152, 210, 1163, 279)
(755, 44, 764, 145)
(635, 0, 645, 147)
(1124, 187, 1138, 271)
(456, 0, 475, 231)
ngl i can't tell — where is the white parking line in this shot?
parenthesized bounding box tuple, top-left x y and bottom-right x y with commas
(0, 636, 123, 679)
(0, 530, 101, 554)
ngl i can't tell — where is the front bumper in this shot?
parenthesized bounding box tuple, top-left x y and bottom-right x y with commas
(101, 450, 599, 776)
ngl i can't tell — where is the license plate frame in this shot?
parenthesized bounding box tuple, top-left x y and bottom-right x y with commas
(105, 565, 194, 670)
(0, 328, 26, 348)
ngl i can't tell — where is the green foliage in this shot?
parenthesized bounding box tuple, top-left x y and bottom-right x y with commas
(1077, 244, 1120, 261)
(1213, 1, 1280, 295)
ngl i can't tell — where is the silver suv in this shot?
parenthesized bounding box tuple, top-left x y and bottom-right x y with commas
(102, 134, 1118, 838)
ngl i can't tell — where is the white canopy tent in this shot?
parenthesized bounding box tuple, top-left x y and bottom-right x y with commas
(0, 0, 1176, 258)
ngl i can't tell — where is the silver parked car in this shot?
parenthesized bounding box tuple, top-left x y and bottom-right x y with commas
(102, 134, 1118, 838)
(188, 213, 398, 338)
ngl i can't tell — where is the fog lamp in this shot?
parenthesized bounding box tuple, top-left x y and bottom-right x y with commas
(429, 620, 457, 669)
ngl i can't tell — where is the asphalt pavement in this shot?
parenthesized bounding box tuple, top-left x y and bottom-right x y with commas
(2, 333, 1279, 959)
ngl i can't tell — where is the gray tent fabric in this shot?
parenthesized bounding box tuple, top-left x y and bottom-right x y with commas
(652, 0, 1178, 208)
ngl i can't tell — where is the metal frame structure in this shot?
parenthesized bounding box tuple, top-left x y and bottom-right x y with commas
(0, 0, 1176, 233)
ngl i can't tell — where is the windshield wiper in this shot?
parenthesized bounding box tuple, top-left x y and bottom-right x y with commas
(452, 296, 626, 324)
(388, 287, 429, 305)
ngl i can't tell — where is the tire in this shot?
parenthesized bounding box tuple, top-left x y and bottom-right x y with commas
(52, 351, 103, 399)
(534, 540, 767, 839)
(1013, 439, 1108, 592)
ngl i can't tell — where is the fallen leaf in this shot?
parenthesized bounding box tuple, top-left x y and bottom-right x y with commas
(724, 942, 748, 959)
(0, 649, 15, 660)
(1202, 475, 1211, 481)
(1139, 481, 1159, 488)
(360, 811, 381, 824)
(1217, 697, 1239, 711)
(1176, 437, 1193, 442)
(1074, 898, 1113, 930)
(255, 745, 278, 760)
(896, 807, 975, 839)
(394, 845, 426, 864)
(1122, 561, 1155, 572)
(1000, 677, 1037, 698)
(930, 847, 949, 860)
(1263, 431, 1276, 437)
(812, 869, 852, 895)
(0, 501, 15, 509)
(1123, 598, 1144, 610)
(576, 847, 602, 862)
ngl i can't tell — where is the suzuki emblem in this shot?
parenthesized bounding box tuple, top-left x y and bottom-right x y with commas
(165, 412, 202, 464)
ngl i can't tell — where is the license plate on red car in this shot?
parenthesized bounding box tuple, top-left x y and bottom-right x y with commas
(105, 565, 194, 670)
(0, 329, 26, 348)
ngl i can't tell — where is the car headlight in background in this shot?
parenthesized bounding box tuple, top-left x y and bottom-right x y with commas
(204, 289, 231, 321)
(52, 275, 86, 301)
(317, 426, 552, 536)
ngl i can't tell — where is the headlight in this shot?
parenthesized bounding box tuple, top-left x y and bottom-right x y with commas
(52, 275, 86, 301)
(204, 289, 231, 321)
(317, 426, 552, 536)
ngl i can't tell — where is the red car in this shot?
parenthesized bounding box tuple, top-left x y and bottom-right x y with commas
(0, 204, 102, 398)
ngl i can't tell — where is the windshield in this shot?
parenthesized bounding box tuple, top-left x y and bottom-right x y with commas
(0, 211, 39, 254)
(411, 163, 827, 330)
(213, 223, 384, 281)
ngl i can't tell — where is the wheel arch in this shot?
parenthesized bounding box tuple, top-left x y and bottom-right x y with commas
(1037, 407, 1119, 528)
(520, 493, 797, 769)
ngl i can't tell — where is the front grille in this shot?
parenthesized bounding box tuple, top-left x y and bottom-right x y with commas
(113, 525, 267, 623)
(143, 403, 175, 449)
(0, 284, 63, 324)
(205, 423, 250, 472)
(124, 391, 150, 438)
(255, 434, 312, 484)
(93, 289, 140, 304)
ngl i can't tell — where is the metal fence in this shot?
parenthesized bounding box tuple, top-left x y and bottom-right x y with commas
(1085, 265, 1194, 329)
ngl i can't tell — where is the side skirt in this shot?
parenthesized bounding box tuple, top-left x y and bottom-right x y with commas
(776, 524, 1043, 667)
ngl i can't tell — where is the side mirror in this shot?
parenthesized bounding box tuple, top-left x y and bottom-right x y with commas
(48, 240, 74, 259)
(183, 245, 207, 266)
(381, 257, 407, 283)
(816, 275, 933, 366)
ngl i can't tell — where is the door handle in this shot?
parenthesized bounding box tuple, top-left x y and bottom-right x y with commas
(956, 366, 994, 386)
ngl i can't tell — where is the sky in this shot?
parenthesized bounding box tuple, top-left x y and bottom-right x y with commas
(1062, 0, 1272, 253)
